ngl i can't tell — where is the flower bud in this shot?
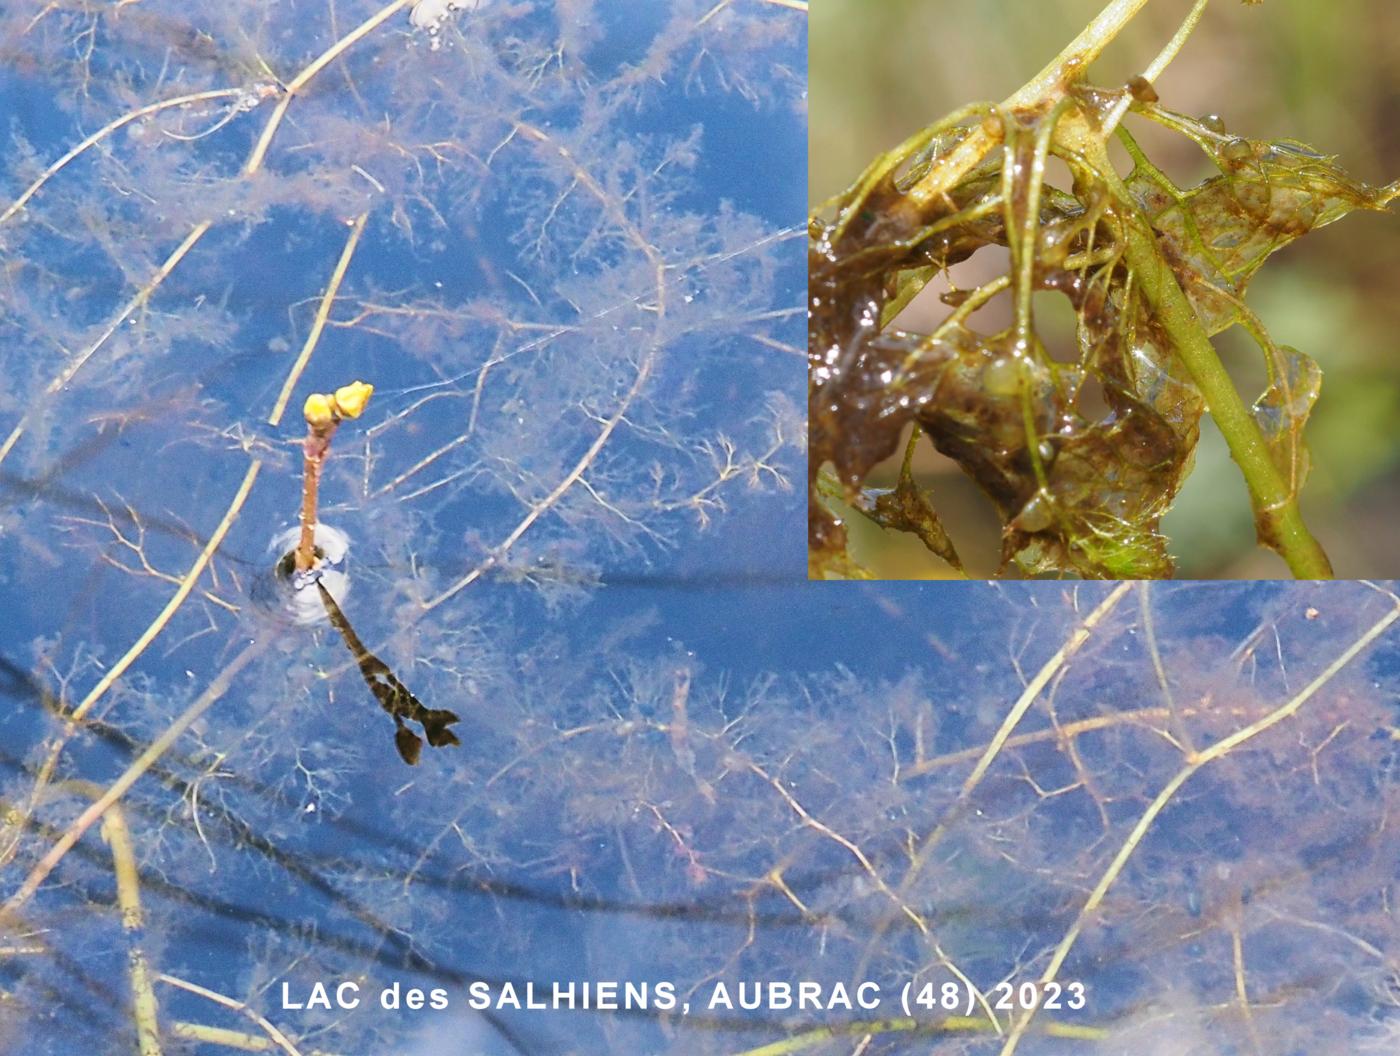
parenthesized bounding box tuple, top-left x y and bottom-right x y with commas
(303, 392, 335, 427)
(332, 380, 374, 420)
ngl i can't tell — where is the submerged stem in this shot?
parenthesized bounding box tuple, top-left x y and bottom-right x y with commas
(995, 594, 1399, 1055)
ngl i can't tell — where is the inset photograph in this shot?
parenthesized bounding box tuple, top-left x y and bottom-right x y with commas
(810, 0, 1400, 579)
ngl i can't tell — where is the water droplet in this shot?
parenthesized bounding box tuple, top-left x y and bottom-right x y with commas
(1200, 113, 1227, 135)
(1221, 138, 1253, 165)
(1016, 491, 1054, 532)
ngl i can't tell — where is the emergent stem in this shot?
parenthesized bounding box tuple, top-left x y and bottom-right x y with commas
(296, 423, 336, 572)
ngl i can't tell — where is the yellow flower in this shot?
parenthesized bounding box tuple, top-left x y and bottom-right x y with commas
(303, 393, 335, 428)
(332, 380, 374, 420)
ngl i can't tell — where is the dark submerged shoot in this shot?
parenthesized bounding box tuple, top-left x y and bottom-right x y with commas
(316, 579, 460, 766)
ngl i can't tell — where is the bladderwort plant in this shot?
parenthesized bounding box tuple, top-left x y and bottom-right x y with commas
(273, 380, 460, 764)
(0, 1, 803, 1052)
(810, 0, 1400, 580)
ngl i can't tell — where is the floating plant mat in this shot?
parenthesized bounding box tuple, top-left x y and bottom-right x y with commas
(809, 0, 1400, 580)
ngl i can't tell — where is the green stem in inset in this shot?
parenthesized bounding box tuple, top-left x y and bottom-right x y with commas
(1118, 214, 1332, 577)
(1058, 122, 1333, 578)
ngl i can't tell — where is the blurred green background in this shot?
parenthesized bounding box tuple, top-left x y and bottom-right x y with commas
(811, 0, 1400, 578)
